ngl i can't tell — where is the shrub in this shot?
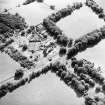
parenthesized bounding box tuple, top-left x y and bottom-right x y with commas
(59, 47, 67, 57)
(95, 86, 101, 93)
(14, 69, 24, 80)
(56, 35, 68, 47)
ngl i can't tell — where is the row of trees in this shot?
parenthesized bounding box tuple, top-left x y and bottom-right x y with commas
(23, 0, 37, 5)
(67, 26, 105, 59)
(71, 58, 95, 89)
(0, 77, 28, 98)
(71, 57, 105, 98)
(71, 58, 105, 85)
(23, 0, 83, 12)
(43, 18, 74, 48)
(4, 46, 34, 69)
(47, 2, 83, 23)
(23, 0, 44, 5)
(23, 0, 56, 10)
(0, 63, 52, 99)
(50, 61, 87, 97)
(85, 0, 105, 20)
(43, 18, 70, 47)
